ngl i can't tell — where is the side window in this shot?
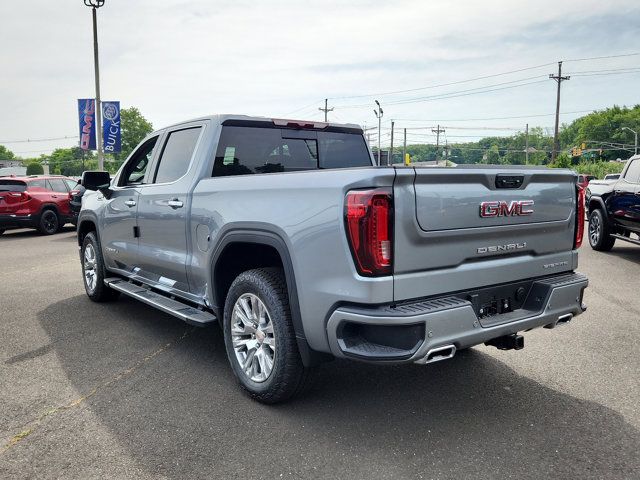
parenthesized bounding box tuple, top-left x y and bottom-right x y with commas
(48, 178, 68, 192)
(624, 160, 640, 184)
(153, 127, 202, 183)
(64, 179, 78, 190)
(119, 136, 158, 186)
(28, 179, 47, 190)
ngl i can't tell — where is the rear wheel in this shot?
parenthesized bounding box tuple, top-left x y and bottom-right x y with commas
(81, 232, 120, 302)
(38, 209, 59, 235)
(223, 268, 315, 403)
(0, 229, 4, 236)
(588, 209, 615, 251)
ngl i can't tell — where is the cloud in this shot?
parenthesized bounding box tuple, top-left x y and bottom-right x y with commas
(0, 0, 638, 156)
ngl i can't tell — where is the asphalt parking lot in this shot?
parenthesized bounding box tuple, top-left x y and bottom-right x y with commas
(1, 227, 639, 479)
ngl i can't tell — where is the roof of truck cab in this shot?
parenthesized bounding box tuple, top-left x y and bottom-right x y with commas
(153, 114, 363, 134)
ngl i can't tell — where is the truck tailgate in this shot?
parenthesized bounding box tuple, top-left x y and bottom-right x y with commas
(393, 166, 578, 301)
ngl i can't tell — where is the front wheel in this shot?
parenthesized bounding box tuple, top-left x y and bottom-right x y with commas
(588, 209, 615, 251)
(0, 229, 5, 236)
(223, 268, 315, 403)
(81, 232, 120, 302)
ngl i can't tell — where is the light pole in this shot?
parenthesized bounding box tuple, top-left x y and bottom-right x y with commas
(374, 100, 383, 166)
(622, 127, 638, 155)
(84, 0, 106, 171)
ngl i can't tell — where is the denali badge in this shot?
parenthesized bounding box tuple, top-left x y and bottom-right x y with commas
(480, 200, 534, 217)
(477, 242, 526, 254)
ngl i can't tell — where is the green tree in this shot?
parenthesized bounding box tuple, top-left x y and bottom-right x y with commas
(114, 107, 153, 161)
(0, 145, 16, 161)
(26, 161, 44, 175)
(45, 147, 96, 177)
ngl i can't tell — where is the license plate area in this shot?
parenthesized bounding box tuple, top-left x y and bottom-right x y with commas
(457, 279, 534, 326)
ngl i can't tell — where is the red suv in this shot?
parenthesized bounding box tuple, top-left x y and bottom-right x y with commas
(0, 175, 80, 235)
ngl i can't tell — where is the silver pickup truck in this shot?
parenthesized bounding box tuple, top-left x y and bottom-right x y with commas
(77, 114, 588, 403)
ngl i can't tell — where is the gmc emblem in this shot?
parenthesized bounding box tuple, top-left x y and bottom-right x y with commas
(479, 200, 534, 218)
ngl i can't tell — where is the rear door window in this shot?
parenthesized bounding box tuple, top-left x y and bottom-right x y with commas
(213, 126, 371, 177)
(153, 127, 202, 183)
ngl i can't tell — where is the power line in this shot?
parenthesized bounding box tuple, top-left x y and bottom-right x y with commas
(393, 109, 598, 122)
(335, 78, 549, 109)
(0, 135, 77, 144)
(280, 99, 324, 117)
(327, 62, 556, 100)
(564, 52, 640, 62)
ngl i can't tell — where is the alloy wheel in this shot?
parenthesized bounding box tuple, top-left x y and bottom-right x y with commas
(230, 293, 276, 383)
(589, 214, 601, 246)
(83, 243, 97, 293)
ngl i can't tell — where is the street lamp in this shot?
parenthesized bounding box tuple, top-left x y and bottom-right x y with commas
(621, 127, 638, 156)
(374, 100, 383, 166)
(84, 0, 106, 171)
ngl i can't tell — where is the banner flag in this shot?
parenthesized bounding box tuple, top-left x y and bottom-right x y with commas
(77, 99, 96, 151)
(102, 101, 121, 153)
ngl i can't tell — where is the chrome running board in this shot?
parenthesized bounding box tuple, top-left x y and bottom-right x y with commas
(105, 278, 216, 326)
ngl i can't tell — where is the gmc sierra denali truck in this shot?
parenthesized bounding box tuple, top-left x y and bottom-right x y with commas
(77, 114, 588, 403)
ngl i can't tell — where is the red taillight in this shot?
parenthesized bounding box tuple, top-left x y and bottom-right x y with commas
(575, 185, 585, 248)
(345, 188, 393, 276)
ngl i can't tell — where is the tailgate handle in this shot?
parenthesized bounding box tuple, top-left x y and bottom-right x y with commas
(495, 175, 524, 189)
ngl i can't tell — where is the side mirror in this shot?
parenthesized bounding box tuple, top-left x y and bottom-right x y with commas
(81, 171, 112, 196)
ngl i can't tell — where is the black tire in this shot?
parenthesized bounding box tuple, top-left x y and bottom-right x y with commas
(223, 268, 315, 404)
(38, 209, 59, 235)
(588, 209, 615, 251)
(81, 232, 120, 302)
(0, 229, 4, 236)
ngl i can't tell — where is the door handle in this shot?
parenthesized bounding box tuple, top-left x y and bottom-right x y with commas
(167, 199, 183, 209)
(124, 199, 137, 207)
(51, 195, 58, 199)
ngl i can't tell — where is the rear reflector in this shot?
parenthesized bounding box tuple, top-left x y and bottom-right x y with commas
(575, 185, 585, 248)
(345, 188, 393, 276)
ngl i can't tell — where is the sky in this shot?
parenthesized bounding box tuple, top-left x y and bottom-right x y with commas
(1, 0, 639, 158)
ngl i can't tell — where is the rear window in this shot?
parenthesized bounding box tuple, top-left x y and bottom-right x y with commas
(0, 180, 27, 192)
(213, 126, 371, 177)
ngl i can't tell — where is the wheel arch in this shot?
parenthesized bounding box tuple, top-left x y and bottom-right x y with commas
(210, 229, 328, 366)
(588, 196, 608, 218)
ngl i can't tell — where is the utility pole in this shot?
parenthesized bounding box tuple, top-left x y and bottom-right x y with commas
(525, 123, 529, 164)
(403, 128, 407, 165)
(432, 124, 445, 166)
(319, 98, 333, 122)
(85, 0, 106, 171)
(549, 61, 570, 162)
(622, 127, 638, 155)
(389, 121, 394, 165)
(374, 100, 383, 166)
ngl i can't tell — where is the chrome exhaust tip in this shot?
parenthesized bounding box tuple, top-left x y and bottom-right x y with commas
(420, 344, 457, 364)
(556, 313, 573, 326)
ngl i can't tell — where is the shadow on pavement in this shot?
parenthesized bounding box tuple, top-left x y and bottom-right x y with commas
(0, 226, 76, 240)
(603, 245, 640, 265)
(33, 295, 640, 479)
